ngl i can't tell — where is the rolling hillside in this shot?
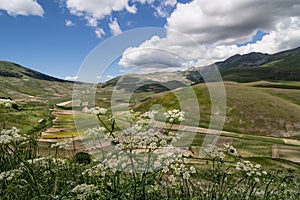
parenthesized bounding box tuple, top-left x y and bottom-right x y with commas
(0, 61, 78, 104)
(133, 82, 300, 138)
(0, 61, 78, 133)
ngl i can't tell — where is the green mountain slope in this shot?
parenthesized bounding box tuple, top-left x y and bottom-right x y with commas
(186, 46, 300, 83)
(0, 61, 95, 134)
(217, 46, 300, 69)
(133, 82, 300, 138)
(0, 61, 75, 104)
(221, 66, 300, 82)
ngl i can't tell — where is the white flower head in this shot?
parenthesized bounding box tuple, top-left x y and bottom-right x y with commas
(164, 109, 185, 123)
(0, 98, 15, 108)
(50, 139, 72, 149)
(84, 107, 107, 115)
(0, 127, 26, 145)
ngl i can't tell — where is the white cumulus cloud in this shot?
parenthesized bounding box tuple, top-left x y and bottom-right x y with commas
(119, 0, 300, 70)
(166, 0, 300, 45)
(152, 0, 177, 18)
(65, 19, 75, 26)
(109, 18, 122, 36)
(165, 0, 177, 7)
(62, 0, 179, 38)
(65, 0, 136, 22)
(118, 35, 191, 72)
(106, 75, 115, 79)
(64, 0, 136, 39)
(0, 0, 44, 16)
(65, 76, 79, 81)
(95, 28, 105, 39)
(85, 16, 98, 27)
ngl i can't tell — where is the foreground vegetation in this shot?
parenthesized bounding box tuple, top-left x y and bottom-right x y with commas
(1, 102, 299, 199)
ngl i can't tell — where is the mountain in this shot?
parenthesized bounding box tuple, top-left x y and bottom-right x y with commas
(186, 46, 300, 83)
(0, 61, 76, 104)
(99, 71, 193, 93)
(0, 61, 69, 82)
(216, 46, 300, 69)
(99, 46, 300, 93)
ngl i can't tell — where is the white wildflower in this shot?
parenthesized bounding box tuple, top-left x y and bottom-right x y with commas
(255, 164, 261, 169)
(168, 175, 177, 185)
(50, 139, 72, 149)
(84, 127, 106, 136)
(0, 98, 15, 108)
(183, 171, 190, 180)
(153, 161, 161, 169)
(164, 109, 185, 123)
(236, 160, 268, 179)
(84, 107, 107, 115)
(190, 166, 196, 174)
(0, 127, 26, 145)
(71, 183, 100, 198)
(256, 172, 262, 176)
(262, 171, 267, 175)
(162, 166, 169, 173)
(0, 167, 25, 181)
(204, 144, 225, 160)
(142, 110, 158, 120)
(174, 167, 181, 175)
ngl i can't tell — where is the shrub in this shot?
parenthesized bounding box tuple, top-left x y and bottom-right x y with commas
(74, 152, 92, 165)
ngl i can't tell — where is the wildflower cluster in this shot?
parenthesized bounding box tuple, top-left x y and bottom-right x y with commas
(50, 139, 72, 150)
(166, 156, 197, 182)
(204, 144, 225, 160)
(83, 107, 107, 115)
(102, 153, 132, 173)
(0, 167, 25, 181)
(70, 183, 101, 199)
(142, 110, 158, 123)
(114, 127, 169, 150)
(236, 160, 267, 182)
(204, 144, 239, 162)
(164, 109, 185, 123)
(84, 127, 106, 137)
(27, 157, 67, 168)
(82, 162, 107, 178)
(153, 147, 188, 169)
(81, 108, 190, 175)
(0, 127, 26, 145)
(0, 98, 15, 108)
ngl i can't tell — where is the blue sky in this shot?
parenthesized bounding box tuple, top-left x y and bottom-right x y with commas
(0, 0, 187, 80)
(1, 0, 300, 81)
(0, 0, 174, 79)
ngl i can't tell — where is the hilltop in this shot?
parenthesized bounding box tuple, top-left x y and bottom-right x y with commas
(0, 61, 79, 104)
